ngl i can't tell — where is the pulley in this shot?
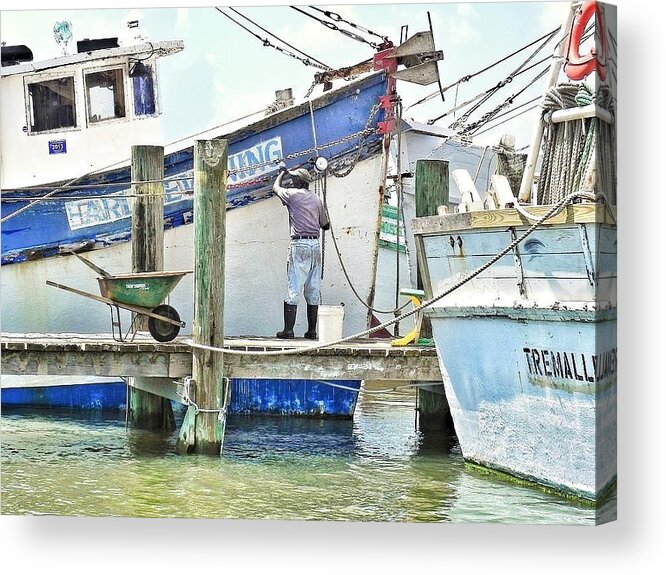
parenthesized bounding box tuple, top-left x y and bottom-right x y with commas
(314, 157, 328, 172)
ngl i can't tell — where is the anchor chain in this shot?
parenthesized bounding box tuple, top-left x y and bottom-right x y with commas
(226, 103, 381, 178)
(328, 103, 381, 178)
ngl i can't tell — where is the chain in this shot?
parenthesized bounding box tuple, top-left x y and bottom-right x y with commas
(455, 65, 550, 137)
(227, 103, 381, 178)
(329, 103, 381, 178)
(304, 80, 317, 100)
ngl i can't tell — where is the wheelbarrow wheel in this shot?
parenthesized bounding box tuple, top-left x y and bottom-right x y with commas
(148, 305, 181, 342)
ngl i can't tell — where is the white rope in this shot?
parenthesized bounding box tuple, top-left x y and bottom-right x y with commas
(308, 99, 318, 150)
(187, 192, 609, 357)
(306, 380, 443, 394)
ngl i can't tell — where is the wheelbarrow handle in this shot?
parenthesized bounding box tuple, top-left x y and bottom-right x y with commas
(67, 250, 113, 278)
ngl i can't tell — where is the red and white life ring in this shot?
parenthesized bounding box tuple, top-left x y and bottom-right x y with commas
(564, 0, 607, 81)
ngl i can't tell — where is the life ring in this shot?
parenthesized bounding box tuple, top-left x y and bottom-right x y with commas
(564, 0, 607, 81)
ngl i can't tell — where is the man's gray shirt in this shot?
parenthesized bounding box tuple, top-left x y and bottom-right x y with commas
(274, 180, 330, 237)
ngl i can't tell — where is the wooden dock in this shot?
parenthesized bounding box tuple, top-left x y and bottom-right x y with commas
(1, 333, 442, 384)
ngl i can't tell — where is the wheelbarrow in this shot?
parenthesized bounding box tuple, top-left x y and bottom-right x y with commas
(46, 251, 192, 342)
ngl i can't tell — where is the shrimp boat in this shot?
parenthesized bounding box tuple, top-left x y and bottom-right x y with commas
(412, 0, 616, 506)
(1, 15, 453, 415)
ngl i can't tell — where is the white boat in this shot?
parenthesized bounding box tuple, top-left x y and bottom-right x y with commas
(411, 0, 617, 503)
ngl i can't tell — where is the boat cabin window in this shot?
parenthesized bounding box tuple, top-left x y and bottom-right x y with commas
(84, 68, 126, 124)
(130, 62, 156, 116)
(27, 76, 77, 133)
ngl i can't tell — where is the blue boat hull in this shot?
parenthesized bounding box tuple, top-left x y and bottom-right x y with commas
(1, 379, 361, 418)
(1, 73, 387, 264)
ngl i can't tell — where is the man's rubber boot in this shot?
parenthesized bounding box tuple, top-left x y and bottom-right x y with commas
(304, 304, 318, 340)
(276, 302, 297, 339)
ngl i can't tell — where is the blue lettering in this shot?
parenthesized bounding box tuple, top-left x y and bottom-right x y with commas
(264, 139, 281, 163)
(244, 150, 259, 178)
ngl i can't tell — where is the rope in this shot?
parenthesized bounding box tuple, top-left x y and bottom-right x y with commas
(179, 376, 228, 421)
(187, 191, 607, 357)
(322, 182, 410, 316)
(537, 83, 616, 205)
(305, 380, 443, 394)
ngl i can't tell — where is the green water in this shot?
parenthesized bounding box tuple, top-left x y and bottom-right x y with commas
(1, 384, 614, 523)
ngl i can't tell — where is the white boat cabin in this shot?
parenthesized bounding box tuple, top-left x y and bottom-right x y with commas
(1, 38, 183, 189)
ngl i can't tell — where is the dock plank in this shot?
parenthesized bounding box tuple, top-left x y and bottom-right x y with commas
(1, 334, 441, 383)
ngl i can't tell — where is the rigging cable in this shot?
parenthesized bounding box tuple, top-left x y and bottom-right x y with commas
(290, 6, 383, 49)
(215, 7, 330, 70)
(456, 64, 551, 136)
(472, 101, 541, 137)
(444, 25, 557, 129)
(406, 26, 559, 112)
(425, 55, 549, 128)
(307, 5, 390, 45)
(227, 7, 331, 70)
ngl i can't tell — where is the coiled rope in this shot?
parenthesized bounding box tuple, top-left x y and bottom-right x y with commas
(537, 83, 616, 205)
(188, 191, 607, 357)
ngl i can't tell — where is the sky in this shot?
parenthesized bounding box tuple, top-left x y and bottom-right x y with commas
(0, 0, 607, 151)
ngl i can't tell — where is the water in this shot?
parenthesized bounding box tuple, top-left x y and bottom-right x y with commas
(1, 382, 614, 523)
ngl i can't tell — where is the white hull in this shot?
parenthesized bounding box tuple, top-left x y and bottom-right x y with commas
(414, 205, 617, 500)
(1, 155, 385, 340)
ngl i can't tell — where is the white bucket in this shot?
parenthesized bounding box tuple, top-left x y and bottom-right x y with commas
(318, 304, 345, 343)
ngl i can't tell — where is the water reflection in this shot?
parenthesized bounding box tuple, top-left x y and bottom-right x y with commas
(0, 383, 610, 524)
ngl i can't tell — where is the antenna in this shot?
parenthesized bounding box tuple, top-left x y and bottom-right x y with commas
(53, 20, 73, 56)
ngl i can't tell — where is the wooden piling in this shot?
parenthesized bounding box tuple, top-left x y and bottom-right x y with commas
(129, 145, 175, 432)
(414, 160, 451, 431)
(177, 139, 229, 455)
(417, 384, 454, 432)
(414, 159, 449, 339)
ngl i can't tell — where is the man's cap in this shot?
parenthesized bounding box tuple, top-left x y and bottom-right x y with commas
(290, 168, 312, 183)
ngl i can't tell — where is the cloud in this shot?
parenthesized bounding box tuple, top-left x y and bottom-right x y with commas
(174, 8, 190, 37)
(539, 2, 570, 31)
(429, 4, 479, 47)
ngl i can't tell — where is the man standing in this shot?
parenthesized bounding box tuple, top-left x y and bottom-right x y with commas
(273, 164, 330, 339)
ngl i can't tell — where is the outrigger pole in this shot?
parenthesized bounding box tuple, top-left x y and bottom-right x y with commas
(517, 2, 578, 203)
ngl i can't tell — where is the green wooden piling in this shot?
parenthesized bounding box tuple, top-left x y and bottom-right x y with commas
(129, 144, 175, 432)
(414, 159, 449, 338)
(176, 139, 229, 455)
(414, 160, 453, 432)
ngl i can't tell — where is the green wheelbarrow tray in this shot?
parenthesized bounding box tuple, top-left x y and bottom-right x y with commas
(46, 252, 193, 342)
(97, 271, 191, 308)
